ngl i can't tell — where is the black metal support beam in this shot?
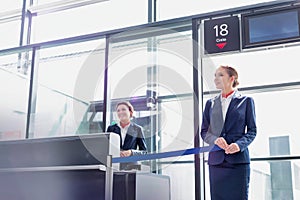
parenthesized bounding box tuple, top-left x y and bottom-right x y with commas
(26, 47, 39, 138)
(192, 18, 201, 200)
(102, 35, 110, 132)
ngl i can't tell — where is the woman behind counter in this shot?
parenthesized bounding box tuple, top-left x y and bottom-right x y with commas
(107, 101, 147, 157)
(200, 66, 257, 200)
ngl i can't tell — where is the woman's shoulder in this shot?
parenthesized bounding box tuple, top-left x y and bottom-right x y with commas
(130, 122, 143, 130)
(108, 123, 118, 127)
(234, 93, 255, 105)
(236, 92, 254, 101)
(107, 123, 119, 130)
(205, 95, 220, 105)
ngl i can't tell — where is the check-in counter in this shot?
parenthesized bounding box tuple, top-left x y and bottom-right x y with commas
(0, 133, 170, 200)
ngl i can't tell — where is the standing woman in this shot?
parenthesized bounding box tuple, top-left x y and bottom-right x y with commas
(107, 101, 147, 157)
(200, 66, 257, 200)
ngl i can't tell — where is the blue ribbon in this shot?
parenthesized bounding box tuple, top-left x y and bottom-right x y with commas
(112, 145, 221, 163)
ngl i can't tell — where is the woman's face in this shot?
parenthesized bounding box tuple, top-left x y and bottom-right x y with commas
(214, 67, 233, 90)
(116, 104, 131, 122)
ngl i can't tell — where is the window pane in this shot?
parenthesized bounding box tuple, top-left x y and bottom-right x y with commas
(31, 0, 147, 43)
(0, 0, 22, 12)
(160, 99, 194, 152)
(204, 160, 300, 199)
(107, 23, 193, 155)
(203, 88, 300, 157)
(247, 89, 300, 157)
(0, 50, 32, 140)
(250, 160, 300, 200)
(0, 20, 21, 49)
(107, 23, 195, 199)
(161, 162, 195, 200)
(34, 0, 107, 5)
(202, 45, 300, 89)
(30, 39, 106, 138)
(107, 32, 152, 157)
(157, 0, 274, 21)
(35, 0, 66, 4)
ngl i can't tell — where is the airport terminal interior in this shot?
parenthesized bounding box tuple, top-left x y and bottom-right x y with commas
(1, 0, 300, 199)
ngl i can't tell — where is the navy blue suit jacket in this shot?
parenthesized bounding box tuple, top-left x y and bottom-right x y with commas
(201, 91, 257, 165)
(107, 122, 147, 156)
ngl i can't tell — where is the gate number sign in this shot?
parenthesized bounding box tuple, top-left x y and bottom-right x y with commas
(204, 16, 240, 54)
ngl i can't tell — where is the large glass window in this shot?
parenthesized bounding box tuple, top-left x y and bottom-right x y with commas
(107, 24, 193, 151)
(31, 0, 147, 43)
(1, 1, 300, 199)
(201, 33, 300, 200)
(0, 50, 32, 140)
(107, 22, 194, 199)
(30, 39, 106, 138)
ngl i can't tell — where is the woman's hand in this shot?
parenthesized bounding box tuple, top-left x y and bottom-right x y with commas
(225, 143, 240, 154)
(214, 138, 240, 154)
(120, 150, 132, 157)
(214, 137, 228, 150)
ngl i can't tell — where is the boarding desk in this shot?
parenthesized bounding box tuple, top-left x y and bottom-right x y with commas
(0, 133, 170, 200)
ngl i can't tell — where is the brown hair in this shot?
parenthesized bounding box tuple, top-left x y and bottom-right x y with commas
(116, 101, 134, 117)
(220, 65, 239, 88)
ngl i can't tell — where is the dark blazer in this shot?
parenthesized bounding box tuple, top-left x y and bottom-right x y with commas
(200, 91, 257, 165)
(107, 122, 147, 156)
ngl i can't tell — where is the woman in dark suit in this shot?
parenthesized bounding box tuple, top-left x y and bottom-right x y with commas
(200, 66, 257, 200)
(107, 101, 147, 157)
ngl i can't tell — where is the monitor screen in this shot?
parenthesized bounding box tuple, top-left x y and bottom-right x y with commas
(242, 8, 300, 48)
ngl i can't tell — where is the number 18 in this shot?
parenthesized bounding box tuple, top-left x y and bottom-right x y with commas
(213, 24, 229, 37)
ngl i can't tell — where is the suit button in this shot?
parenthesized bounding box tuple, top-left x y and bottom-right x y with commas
(222, 133, 226, 137)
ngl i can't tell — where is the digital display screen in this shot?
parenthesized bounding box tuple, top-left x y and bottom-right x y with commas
(243, 8, 300, 47)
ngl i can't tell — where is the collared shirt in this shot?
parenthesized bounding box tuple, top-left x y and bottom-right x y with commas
(220, 90, 235, 121)
(117, 122, 130, 146)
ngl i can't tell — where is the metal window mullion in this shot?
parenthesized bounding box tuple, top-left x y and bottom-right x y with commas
(148, 0, 153, 23)
(25, 46, 40, 139)
(102, 35, 110, 132)
(192, 18, 201, 200)
(19, 0, 28, 46)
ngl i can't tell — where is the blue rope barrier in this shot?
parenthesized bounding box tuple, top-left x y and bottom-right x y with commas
(112, 145, 221, 163)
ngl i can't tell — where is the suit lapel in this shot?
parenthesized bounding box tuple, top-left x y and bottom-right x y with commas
(210, 96, 224, 135)
(212, 96, 224, 123)
(122, 123, 135, 149)
(113, 125, 123, 148)
(224, 91, 241, 123)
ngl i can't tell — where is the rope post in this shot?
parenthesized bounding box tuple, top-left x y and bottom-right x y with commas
(105, 155, 113, 200)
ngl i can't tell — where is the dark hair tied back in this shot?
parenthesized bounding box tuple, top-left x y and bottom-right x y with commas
(220, 65, 239, 88)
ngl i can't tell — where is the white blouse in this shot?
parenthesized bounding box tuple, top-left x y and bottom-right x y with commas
(220, 91, 235, 121)
(117, 122, 130, 146)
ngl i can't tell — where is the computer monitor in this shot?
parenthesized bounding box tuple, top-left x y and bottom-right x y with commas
(242, 6, 300, 48)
